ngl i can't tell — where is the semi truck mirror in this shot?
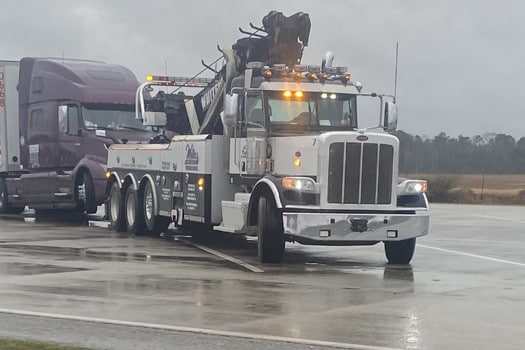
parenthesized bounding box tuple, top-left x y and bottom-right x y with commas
(384, 101, 398, 132)
(223, 93, 239, 127)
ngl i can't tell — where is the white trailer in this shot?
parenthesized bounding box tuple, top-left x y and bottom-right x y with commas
(0, 61, 21, 174)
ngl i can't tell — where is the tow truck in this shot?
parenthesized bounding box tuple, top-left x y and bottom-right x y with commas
(105, 11, 430, 263)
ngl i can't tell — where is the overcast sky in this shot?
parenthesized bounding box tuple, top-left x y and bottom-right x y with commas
(2, 0, 524, 139)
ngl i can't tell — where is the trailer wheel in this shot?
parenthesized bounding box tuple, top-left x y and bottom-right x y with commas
(384, 238, 416, 264)
(76, 171, 96, 214)
(108, 182, 125, 231)
(124, 187, 146, 235)
(142, 181, 170, 236)
(257, 195, 285, 263)
(0, 178, 24, 214)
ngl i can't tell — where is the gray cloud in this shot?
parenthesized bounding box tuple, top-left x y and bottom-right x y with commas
(2, 0, 523, 138)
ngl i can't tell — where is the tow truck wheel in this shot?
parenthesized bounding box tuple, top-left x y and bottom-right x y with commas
(0, 178, 24, 214)
(257, 195, 285, 263)
(108, 182, 125, 231)
(142, 181, 169, 236)
(384, 238, 416, 264)
(124, 187, 146, 235)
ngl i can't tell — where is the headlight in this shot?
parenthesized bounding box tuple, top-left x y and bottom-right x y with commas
(282, 177, 318, 193)
(397, 180, 428, 195)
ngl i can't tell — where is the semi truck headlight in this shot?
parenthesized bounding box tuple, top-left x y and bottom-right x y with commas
(397, 180, 428, 195)
(282, 177, 318, 193)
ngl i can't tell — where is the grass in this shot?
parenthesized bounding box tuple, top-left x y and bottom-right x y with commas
(407, 173, 525, 204)
(0, 339, 94, 350)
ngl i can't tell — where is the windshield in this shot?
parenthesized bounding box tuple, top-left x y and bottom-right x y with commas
(264, 91, 357, 132)
(82, 103, 149, 131)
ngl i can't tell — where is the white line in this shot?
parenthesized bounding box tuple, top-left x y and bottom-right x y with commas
(471, 215, 525, 224)
(0, 308, 402, 350)
(176, 237, 264, 273)
(418, 244, 525, 267)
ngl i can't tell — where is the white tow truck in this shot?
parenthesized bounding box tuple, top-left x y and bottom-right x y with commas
(105, 11, 429, 263)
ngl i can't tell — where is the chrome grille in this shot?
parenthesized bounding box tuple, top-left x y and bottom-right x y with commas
(327, 142, 393, 204)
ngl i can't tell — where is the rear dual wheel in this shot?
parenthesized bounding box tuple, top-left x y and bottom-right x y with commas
(108, 182, 125, 231)
(142, 181, 169, 236)
(108, 180, 169, 236)
(124, 187, 147, 235)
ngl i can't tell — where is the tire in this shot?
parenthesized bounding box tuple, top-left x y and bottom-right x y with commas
(0, 178, 24, 214)
(107, 182, 125, 231)
(124, 187, 146, 235)
(257, 195, 285, 263)
(384, 238, 416, 264)
(76, 172, 96, 214)
(142, 181, 170, 236)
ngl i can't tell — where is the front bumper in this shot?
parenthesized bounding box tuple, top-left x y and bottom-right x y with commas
(282, 209, 429, 244)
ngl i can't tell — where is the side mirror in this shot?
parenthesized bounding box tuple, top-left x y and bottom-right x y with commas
(384, 101, 398, 132)
(223, 93, 239, 127)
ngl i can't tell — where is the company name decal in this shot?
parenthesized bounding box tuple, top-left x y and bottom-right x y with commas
(185, 144, 199, 171)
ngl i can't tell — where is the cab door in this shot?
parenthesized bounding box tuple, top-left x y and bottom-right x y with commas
(57, 104, 85, 170)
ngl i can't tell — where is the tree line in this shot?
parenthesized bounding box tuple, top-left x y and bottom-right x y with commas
(395, 131, 525, 174)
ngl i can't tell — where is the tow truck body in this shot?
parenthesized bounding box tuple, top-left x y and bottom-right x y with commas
(106, 11, 429, 263)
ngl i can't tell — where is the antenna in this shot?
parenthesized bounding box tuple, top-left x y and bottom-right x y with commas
(393, 42, 399, 103)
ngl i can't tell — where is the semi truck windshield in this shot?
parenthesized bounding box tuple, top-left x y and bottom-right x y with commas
(82, 104, 148, 131)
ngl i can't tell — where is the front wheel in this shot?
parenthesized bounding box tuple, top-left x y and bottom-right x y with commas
(384, 238, 416, 264)
(76, 172, 96, 214)
(257, 195, 285, 263)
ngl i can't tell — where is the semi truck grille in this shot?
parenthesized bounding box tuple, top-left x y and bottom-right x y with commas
(327, 142, 393, 204)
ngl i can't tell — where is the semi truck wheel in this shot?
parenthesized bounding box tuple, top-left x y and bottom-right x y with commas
(384, 238, 416, 264)
(257, 195, 285, 263)
(124, 187, 146, 235)
(142, 181, 169, 236)
(0, 179, 24, 214)
(76, 172, 96, 214)
(108, 182, 125, 231)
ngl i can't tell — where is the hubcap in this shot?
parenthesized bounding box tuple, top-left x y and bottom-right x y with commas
(145, 187, 153, 220)
(126, 194, 135, 226)
(110, 191, 119, 221)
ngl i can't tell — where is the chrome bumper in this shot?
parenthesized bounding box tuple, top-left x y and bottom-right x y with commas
(282, 209, 429, 243)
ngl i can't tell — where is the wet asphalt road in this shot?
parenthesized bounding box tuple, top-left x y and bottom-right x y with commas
(0, 203, 524, 350)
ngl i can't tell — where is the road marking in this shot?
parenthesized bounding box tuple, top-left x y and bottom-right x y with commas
(471, 215, 525, 224)
(418, 244, 525, 267)
(427, 238, 525, 245)
(0, 308, 402, 350)
(176, 237, 264, 273)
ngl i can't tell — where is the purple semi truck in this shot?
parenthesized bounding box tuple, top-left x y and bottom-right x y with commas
(0, 57, 156, 214)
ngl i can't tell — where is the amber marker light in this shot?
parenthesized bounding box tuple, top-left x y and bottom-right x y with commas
(197, 178, 205, 191)
(283, 90, 292, 98)
(294, 91, 303, 98)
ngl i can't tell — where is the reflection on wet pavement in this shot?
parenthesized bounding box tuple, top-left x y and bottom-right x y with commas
(1, 203, 525, 350)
